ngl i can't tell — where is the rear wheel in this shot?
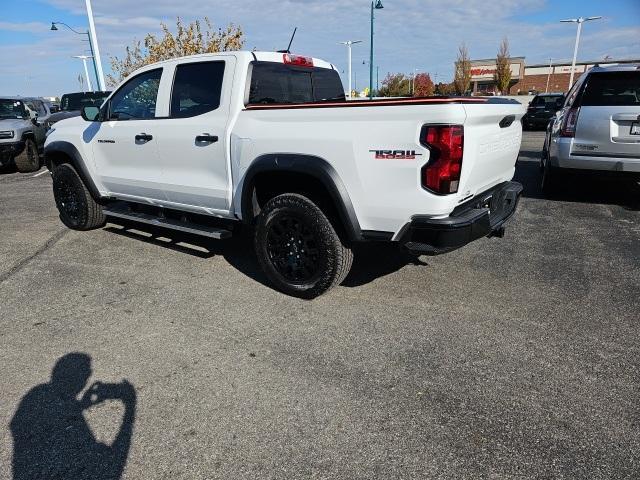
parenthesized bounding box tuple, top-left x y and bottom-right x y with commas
(52, 163, 106, 230)
(254, 193, 353, 299)
(14, 138, 40, 173)
(540, 150, 563, 194)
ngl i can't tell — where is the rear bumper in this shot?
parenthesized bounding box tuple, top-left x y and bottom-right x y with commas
(397, 181, 523, 255)
(552, 138, 640, 173)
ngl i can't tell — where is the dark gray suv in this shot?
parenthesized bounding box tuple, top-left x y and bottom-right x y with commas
(0, 97, 50, 172)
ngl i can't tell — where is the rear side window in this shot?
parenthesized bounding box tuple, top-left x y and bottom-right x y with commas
(171, 61, 225, 118)
(581, 72, 640, 106)
(248, 62, 345, 105)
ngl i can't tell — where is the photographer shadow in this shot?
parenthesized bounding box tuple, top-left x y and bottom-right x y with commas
(9, 353, 136, 480)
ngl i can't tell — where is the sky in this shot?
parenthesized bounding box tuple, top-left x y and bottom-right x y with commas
(1, 0, 639, 96)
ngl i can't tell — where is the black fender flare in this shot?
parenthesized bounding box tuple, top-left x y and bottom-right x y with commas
(44, 141, 102, 201)
(240, 154, 362, 242)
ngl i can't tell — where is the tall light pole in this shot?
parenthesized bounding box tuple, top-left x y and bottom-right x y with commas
(545, 58, 553, 93)
(369, 0, 384, 99)
(73, 55, 94, 92)
(560, 16, 602, 87)
(51, 22, 100, 92)
(411, 68, 419, 96)
(85, 0, 106, 91)
(339, 40, 363, 99)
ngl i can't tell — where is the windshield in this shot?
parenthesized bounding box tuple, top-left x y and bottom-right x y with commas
(60, 92, 110, 111)
(0, 99, 27, 119)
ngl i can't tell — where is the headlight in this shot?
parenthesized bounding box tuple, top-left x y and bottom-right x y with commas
(0, 130, 15, 139)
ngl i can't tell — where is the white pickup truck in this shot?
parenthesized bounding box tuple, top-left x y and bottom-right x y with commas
(45, 51, 524, 298)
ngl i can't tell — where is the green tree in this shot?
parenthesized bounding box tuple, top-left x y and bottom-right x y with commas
(378, 73, 411, 97)
(453, 43, 471, 95)
(494, 37, 511, 95)
(108, 17, 244, 86)
(412, 73, 434, 97)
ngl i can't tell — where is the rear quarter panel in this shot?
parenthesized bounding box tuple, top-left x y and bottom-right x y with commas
(233, 101, 523, 234)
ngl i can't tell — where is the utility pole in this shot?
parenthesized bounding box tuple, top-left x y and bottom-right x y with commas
(560, 16, 602, 87)
(85, 0, 106, 90)
(339, 40, 363, 99)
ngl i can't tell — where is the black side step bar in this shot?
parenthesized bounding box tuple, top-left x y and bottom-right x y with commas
(103, 204, 232, 240)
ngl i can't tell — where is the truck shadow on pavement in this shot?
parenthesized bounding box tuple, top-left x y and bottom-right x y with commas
(514, 159, 640, 211)
(9, 353, 136, 480)
(103, 223, 426, 291)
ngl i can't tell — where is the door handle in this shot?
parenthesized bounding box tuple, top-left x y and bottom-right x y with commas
(195, 134, 218, 143)
(135, 133, 153, 142)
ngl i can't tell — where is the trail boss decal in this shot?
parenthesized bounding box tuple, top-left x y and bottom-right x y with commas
(370, 149, 422, 160)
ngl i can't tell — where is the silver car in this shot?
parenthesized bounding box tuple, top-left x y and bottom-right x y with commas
(541, 64, 640, 191)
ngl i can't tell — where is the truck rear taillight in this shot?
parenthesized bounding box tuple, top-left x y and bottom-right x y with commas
(283, 54, 314, 68)
(420, 125, 464, 195)
(560, 107, 580, 137)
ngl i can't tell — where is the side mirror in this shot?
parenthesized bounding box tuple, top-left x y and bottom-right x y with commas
(82, 106, 100, 122)
(29, 110, 40, 126)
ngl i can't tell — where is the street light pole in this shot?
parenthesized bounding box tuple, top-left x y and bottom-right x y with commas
(369, 0, 384, 99)
(51, 21, 100, 92)
(560, 16, 602, 87)
(339, 40, 363, 99)
(74, 55, 94, 92)
(85, 0, 106, 91)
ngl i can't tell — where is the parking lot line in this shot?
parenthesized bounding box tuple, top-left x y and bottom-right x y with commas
(32, 170, 49, 178)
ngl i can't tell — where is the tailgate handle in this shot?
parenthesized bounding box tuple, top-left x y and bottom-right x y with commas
(499, 115, 515, 128)
(612, 113, 640, 122)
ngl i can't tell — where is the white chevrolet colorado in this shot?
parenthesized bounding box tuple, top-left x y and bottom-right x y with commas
(45, 51, 524, 298)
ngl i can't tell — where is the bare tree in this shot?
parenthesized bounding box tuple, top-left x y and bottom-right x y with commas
(108, 17, 244, 86)
(454, 43, 471, 95)
(494, 37, 511, 95)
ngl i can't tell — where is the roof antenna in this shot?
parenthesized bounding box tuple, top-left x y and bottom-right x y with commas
(277, 27, 297, 54)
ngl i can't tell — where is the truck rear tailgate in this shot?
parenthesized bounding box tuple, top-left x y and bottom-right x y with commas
(459, 101, 524, 199)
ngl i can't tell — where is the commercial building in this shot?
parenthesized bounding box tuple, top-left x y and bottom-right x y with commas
(468, 57, 640, 95)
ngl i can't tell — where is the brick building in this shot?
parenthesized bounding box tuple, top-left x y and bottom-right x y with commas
(467, 57, 640, 95)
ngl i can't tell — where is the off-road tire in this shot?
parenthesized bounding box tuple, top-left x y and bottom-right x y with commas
(14, 138, 40, 173)
(254, 193, 353, 299)
(52, 163, 106, 230)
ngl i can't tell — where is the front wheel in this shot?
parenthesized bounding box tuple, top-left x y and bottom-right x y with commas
(254, 193, 353, 299)
(52, 163, 106, 230)
(14, 138, 40, 173)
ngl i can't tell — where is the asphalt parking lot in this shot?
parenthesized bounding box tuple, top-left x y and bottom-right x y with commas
(1, 131, 639, 479)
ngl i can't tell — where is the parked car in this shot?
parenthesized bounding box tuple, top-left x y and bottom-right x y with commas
(45, 91, 111, 130)
(45, 51, 524, 298)
(522, 93, 565, 130)
(541, 64, 640, 191)
(0, 97, 49, 172)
